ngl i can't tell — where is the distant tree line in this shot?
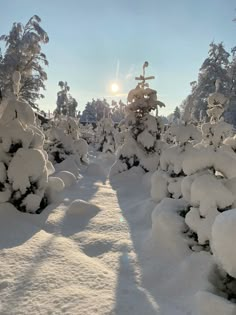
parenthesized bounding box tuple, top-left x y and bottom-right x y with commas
(80, 98, 126, 123)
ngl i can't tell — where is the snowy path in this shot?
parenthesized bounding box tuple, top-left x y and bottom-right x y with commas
(0, 154, 189, 315)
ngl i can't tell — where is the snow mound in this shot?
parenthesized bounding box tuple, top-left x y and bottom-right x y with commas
(151, 171, 169, 202)
(212, 209, 236, 278)
(56, 171, 77, 188)
(183, 147, 236, 179)
(67, 199, 101, 217)
(195, 290, 236, 315)
(151, 198, 189, 260)
(54, 156, 79, 178)
(85, 163, 106, 177)
(0, 203, 39, 247)
(167, 124, 202, 144)
(73, 138, 88, 162)
(190, 174, 234, 216)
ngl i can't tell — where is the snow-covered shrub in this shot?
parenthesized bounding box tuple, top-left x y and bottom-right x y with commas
(95, 117, 116, 154)
(44, 116, 88, 164)
(114, 119, 127, 149)
(200, 210, 236, 307)
(151, 123, 201, 202)
(44, 121, 74, 164)
(110, 62, 165, 176)
(0, 72, 53, 213)
(79, 123, 95, 144)
(181, 84, 236, 246)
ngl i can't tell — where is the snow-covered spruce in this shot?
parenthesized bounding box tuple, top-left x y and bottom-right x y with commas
(79, 123, 95, 145)
(181, 83, 236, 246)
(110, 62, 165, 176)
(151, 123, 201, 203)
(95, 117, 116, 154)
(0, 72, 54, 213)
(44, 116, 88, 164)
(114, 119, 127, 149)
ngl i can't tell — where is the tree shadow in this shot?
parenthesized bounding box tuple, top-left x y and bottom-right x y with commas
(112, 252, 160, 315)
(110, 171, 162, 314)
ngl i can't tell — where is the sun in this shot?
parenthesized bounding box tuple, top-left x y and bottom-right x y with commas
(111, 83, 119, 93)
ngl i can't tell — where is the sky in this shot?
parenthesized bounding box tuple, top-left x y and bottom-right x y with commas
(0, 0, 235, 116)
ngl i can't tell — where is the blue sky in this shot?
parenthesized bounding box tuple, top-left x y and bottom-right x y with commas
(0, 0, 235, 116)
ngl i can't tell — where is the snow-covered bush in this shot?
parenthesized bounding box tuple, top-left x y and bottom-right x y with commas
(212, 210, 236, 278)
(114, 119, 127, 149)
(151, 123, 201, 202)
(79, 123, 95, 144)
(151, 81, 236, 251)
(44, 116, 88, 164)
(181, 84, 236, 246)
(110, 62, 165, 176)
(204, 210, 236, 307)
(0, 72, 53, 213)
(95, 117, 116, 154)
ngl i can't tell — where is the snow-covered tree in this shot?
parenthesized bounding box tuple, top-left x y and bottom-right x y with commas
(80, 101, 97, 123)
(96, 117, 116, 154)
(182, 42, 230, 122)
(110, 100, 126, 123)
(225, 47, 236, 126)
(151, 123, 202, 203)
(45, 116, 88, 165)
(0, 71, 53, 213)
(56, 81, 70, 115)
(55, 81, 78, 117)
(67, 95, 78, 118)
(79, 123, 95, 144)
(110, 62, 165, 175)
(173, 106, 180, 120)
(181, 84, 235, 248)
(0, 15, 49, 109)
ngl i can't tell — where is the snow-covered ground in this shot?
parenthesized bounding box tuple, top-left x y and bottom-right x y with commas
(0, 148, 229, 315)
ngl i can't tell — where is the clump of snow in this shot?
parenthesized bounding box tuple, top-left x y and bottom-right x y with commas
(48, 176, 65, 192)
(46, 176, 65, 203)
(73, 138, 89, 163)
(183, 171, 235, 245)
(164, 124, 202, 145)
(212, 209, 236, 278)
(151, 198, 189, 259)
(55, 171, 77, 188)
(54, 155, 80, 178)
(160, 143, 194, 175)
(201, 121, 233, 148)
(150, 171, 169, 202)
(190, 174, 234, 216)
(183, 147, 236, 179)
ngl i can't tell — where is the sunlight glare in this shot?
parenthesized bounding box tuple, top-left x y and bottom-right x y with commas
(111, 83, 119, 93)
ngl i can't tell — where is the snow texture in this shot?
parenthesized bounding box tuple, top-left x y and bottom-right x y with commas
(212, 210, 236, 278)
